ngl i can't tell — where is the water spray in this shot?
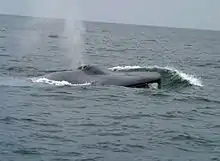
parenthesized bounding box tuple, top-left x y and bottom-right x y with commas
(24, 0, 86, 69)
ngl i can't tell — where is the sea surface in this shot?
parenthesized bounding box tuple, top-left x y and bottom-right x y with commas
(0, 14, 220, 161)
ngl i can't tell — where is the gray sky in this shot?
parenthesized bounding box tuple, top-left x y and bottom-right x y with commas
(0, 0, 219, 30)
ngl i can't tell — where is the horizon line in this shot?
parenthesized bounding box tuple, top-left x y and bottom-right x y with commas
(0, 12, 219, 32)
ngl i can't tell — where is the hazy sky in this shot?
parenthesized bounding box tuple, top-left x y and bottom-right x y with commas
(0, 0, 219, 30)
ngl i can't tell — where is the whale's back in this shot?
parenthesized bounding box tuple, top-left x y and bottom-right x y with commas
(43, 65, 161, 88)
(99, 72, 161, 88)
(45, 71, 93, 84)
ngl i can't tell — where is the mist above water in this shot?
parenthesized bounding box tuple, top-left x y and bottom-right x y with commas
(62, 4, 85, 68)
(24, 0, 85, 69)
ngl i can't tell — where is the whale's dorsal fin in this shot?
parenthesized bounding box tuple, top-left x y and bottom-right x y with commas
(77, 65, 107, 75)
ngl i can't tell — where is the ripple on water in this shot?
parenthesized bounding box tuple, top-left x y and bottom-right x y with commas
(170, 132, 217, 152)
(104, 113, 153, 120)
(13, 148, 41, 155)
(82, 142, 131, 153)
(0, 116, 37, 125)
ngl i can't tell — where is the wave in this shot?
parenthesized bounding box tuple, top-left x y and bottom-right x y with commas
(109, 65, 203, 88)
(31, 77, 91, 87)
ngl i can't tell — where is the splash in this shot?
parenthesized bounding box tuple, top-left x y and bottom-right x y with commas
(31, 77, 91, 87)
(109, 65, 203, 87)
(162, 66, 203, 87)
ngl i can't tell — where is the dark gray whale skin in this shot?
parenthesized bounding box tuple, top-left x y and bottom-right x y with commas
(43, 65, 162, 88)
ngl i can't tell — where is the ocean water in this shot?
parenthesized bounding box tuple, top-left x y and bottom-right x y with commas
(0, 14, 220, 161)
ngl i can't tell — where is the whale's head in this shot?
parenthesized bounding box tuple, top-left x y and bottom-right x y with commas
(77, 65, 107, 75)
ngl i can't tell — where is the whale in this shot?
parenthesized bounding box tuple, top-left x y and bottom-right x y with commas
(43, 65, 162, 88)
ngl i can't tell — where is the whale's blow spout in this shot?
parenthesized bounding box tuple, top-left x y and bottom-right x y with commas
(25, 0, 86, 69)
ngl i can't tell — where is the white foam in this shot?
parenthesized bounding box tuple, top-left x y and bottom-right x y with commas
(31, 77, 91, 87)
(110, 66, 143, 71)
(162, 66, 203, 87)
(109, 65, 203, 87)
